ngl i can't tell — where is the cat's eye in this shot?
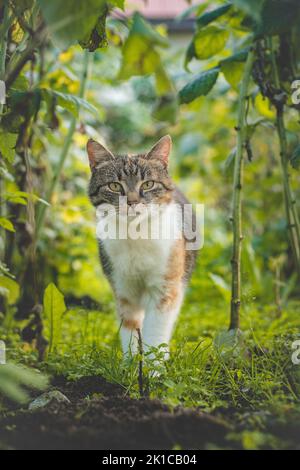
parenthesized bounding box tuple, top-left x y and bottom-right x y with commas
(141, 181, 155, 191)
(108, 182, 123, 193)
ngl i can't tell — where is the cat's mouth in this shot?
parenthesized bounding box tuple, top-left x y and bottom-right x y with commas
(119, 202, 153, 218)
(96, 201, 169, 226)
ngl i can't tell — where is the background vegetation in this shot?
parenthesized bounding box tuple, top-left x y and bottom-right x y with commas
(0, 0, 300, 450)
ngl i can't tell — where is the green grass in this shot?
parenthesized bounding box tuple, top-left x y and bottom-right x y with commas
(6, 296, 300, 408)
(2, 288, 300, 449)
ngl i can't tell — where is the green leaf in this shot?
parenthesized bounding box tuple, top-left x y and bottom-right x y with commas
(175, 1, 208, 23)
(221, 61, 245, 89)
(118, 13, 168, 80)
(4, 190, 50, 206)
(255, 0, 300, 36)
(38, 0, 107, 49)
(79, 6, 108, 51)
(110, 0, 125, 9)
(11, 0, 34, 13)
(8, 89, 42, 124)
(255, 93, 276, 120)
(219, 49, 248, 65)
(231, 0, 264, 21)
(194, 26, 229, 60)
(220, 49, 249, 89)
(197, 3, 232, 28)
(214, 329, 241, 353)
(291, 145, 300, 170)
(0, 261, 13, 278)
(155, 67, 173, 96)
(9, 88, 98, 121)
(119, 40, 160, 79)
(41, 89, 98, 117)
(0, 217, 15, 232)
(0, 132, 18, 163)
(184, 40, 196, 70)
(0, 275, 20, 304)
(128, 13, 169, 49)
(0, 364, 48, 404)
(10, 73, 30, 92)
(43, 283, 66, 354)
(179, 68, 219, 104)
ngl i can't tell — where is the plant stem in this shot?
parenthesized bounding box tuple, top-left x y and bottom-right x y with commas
(0, 1, 10, 272)
(136, 328, 145, 398)
(0, 1, 9, 116)
(269, 39, 300, 277)
(229, 47, 255, 331)
(4, 24, 45, 90)
(277, 111, 300, 273)
(4, 2, 44, 92)
(36, 50, 92, 236)
(0, 2, 9, 75)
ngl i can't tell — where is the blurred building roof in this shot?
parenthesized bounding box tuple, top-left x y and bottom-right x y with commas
(125, 0, 196, 19)
(124, 0, 199, 32)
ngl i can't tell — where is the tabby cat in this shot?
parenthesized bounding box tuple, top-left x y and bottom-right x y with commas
(87, 135, 197, 357)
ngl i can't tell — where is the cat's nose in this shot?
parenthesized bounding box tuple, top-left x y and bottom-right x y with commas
(127, 192, 139, 205)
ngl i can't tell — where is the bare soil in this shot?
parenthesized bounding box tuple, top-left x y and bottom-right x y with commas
(0, 375, 231, 450)
(1, 375, 299, 450)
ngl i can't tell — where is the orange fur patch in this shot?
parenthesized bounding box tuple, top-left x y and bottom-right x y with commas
(160, 239, 185, 310)
(122, 317, 141, 330)
(156, 191, 173, 204)
(118, 297, 143, 330)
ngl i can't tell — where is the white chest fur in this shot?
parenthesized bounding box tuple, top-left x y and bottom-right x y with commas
(100, 203, 181, 305)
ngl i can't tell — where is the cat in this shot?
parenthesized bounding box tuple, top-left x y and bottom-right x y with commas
(87, 135, 197, 358)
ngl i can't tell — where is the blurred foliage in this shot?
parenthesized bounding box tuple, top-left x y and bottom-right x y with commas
(0, 0, 299, 315)
(43, 283, 66, 354)
(0, 363, 48, 403)
(0, 0, 299, 423)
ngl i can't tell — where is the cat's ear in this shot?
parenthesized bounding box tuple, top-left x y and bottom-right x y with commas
(87, 139, 114, 170)
(145, 135, 172, 165)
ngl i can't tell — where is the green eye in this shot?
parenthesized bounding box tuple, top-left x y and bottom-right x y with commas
(108, 182, 123, 193)
(141, 181, 154, 191)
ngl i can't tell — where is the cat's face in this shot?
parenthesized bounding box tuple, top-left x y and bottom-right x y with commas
(87, 135, 174, 209)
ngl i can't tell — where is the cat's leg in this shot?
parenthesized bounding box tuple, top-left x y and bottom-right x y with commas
(142, 284, 184, 359)
(117, 297, 144, 355)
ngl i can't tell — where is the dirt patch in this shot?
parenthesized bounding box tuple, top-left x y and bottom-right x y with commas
(0, 376, 231, 450)
(1, 375, 299, 449)
(52, 374, 124, 401)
